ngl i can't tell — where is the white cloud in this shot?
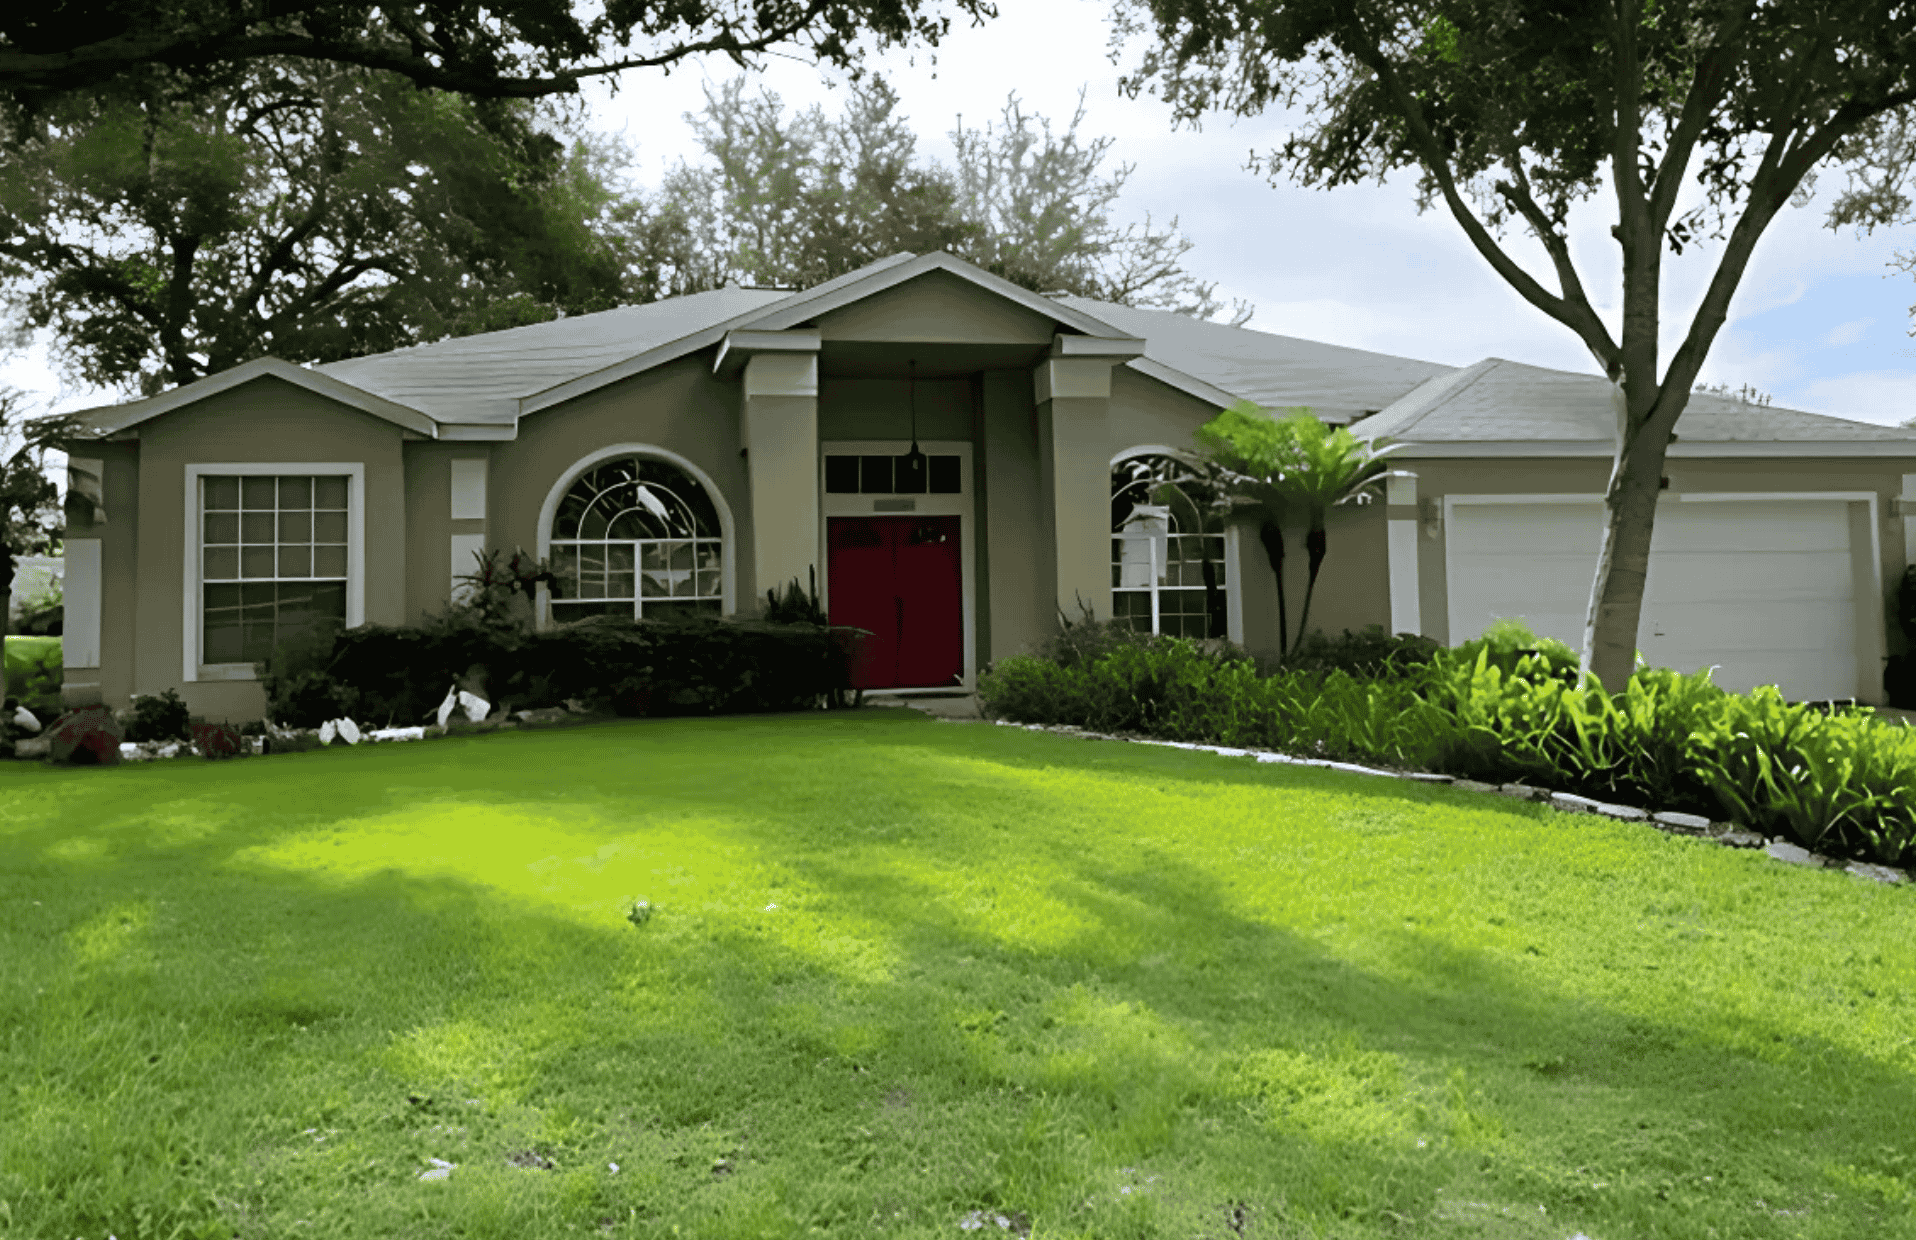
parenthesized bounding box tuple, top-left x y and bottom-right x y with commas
(1789, 370, 1916, 426)
(1825, 318, 1874, 346)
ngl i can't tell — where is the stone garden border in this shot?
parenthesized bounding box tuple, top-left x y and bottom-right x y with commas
(980, 718, 1912, 888)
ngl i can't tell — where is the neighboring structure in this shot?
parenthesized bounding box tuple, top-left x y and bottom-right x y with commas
(51, 251, 1916, 719)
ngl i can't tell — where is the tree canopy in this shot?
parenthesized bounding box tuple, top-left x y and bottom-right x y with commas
(638, 76, 1244, 317)
(1, 60, 640, 392)
(0, 0, 996, 106)
(1118, 0, 1916, 690)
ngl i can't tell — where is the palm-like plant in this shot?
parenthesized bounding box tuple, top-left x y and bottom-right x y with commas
(1191, 402, 1308, 654)
(1274, 410, 1408, 646)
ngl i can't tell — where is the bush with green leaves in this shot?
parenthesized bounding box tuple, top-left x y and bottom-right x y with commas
(1272, 624, 1442, 681)
(125, 688, 192, 743)
(259, 613, 860, 729)
(979, 623, 1916, 868)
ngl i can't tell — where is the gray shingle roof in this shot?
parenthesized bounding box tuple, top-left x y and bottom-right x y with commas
(1360, 357, 1916, 445)
(1056, 298, 1453, 422)
(312, 285, 791, 423)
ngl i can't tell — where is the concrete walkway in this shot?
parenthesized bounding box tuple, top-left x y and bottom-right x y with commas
(865, 692, 983, 721)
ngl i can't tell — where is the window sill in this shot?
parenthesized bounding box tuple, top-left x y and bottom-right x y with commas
(197, 663, 258, 682)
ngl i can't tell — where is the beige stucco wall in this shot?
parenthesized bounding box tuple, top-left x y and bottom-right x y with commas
(403, 441, 492, 622)
(492, 354, 756, 605)
(817, 270, 1058, 343)
(818, 377, 972, 441)
(130, 375, 409, 721)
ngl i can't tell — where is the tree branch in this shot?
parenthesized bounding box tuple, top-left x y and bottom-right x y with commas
(1341, 18, 1620, 372)
(1644, 0, 1759, 237)
(0, 2, 840, 100)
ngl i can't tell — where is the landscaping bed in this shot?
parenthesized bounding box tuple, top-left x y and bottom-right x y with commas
(979, 621, 1916, 875)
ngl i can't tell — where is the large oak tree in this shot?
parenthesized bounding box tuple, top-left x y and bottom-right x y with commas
(1, 0, 994, 105)
(1, 60, 642, 392)
(1117, 0, 1916, 691)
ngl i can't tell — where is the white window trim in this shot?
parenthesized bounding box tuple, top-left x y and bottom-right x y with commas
(1110, 445, 1233, 642)
(183, 462, 366, 683)
(533, 445, 737, 628)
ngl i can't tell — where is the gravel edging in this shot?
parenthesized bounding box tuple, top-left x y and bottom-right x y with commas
(983, 718, 1912, 887)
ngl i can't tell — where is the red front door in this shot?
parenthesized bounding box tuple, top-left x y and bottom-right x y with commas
(827, 516, 963, 690)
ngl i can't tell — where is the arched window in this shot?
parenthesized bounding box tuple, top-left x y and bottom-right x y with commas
(548, 456, 724, 623)
(1111, 452, 1228, 639)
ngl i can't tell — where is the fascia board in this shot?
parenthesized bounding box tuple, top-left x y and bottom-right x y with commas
(1052, 333, 1146, 359)
(436, 423, 520, 441)
(1124, 356, 1239, 409)
(518, 322, 740, 415)
(65, 356, 437, 438)
(1386, 439, 1916, 459)
(735, 251, 1132, 339)
(712, 328, 823, 376)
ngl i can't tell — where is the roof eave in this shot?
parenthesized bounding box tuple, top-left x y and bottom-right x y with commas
(1385, 438, 1916, 459)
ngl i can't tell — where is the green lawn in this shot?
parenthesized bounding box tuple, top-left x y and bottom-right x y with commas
(4, 711, 1914, 1240)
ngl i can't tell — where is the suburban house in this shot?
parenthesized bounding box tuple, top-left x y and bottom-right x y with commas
(51, 250, 1916, 721)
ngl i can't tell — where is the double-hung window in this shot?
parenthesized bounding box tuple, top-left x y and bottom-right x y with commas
(190, 466, 360, 677)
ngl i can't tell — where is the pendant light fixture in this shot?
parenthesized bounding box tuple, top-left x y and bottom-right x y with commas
(901, 357, 928, 493)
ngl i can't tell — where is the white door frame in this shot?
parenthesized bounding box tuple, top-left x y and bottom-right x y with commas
(818, 440, 976, 692)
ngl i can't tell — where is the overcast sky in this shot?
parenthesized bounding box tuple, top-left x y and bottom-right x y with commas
(8, 0, 1913, 426)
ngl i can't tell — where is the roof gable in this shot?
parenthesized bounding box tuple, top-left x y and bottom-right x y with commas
(67, 356, 438, 438)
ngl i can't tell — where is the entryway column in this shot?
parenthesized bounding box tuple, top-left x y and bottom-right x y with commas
(723, 330, 822, 606)
(1033, 335, 1144, 625)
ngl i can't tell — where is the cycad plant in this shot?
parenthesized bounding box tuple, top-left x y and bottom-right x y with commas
(1277, 411, 1408, 646)
(1191, 402, 1306, 654)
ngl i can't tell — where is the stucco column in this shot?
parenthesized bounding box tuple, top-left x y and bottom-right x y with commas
(1034, 343, 1134, 625)
(741, 349, 820, 606)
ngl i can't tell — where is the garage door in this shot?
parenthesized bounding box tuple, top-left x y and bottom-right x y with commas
(1446, 497, 1862, 701)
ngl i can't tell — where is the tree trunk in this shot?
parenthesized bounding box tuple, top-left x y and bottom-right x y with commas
(1582, 425, 1669, 692)
(1258, 520, 1288, 655)
(1294, 525, 1328, 649)
(0, 549, 13, 642)
(1200, 554, 1225, 639)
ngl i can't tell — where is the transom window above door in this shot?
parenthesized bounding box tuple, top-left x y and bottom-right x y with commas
(548, 456, 724, 623)
(824, 453, 961, 495)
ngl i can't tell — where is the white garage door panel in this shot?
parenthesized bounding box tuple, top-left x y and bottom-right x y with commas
(1448, 497, 1861, 701)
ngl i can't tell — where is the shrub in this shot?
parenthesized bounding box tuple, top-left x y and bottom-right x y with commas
(125, 688, 193, 742)
(259, 613, 859, 729)
(4, 636, 63, 714)
(978, 626, 1916, 868)
(1275, 625, 1441, 681)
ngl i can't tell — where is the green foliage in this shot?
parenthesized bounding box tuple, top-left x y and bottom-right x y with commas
(0, 389, 63, 627)
(3, 634, 61, 712)
(1690, 690, 1916, 864)
(643, 77, 1237, 317)
(259, 614, 858, 729)
(125, 688, 191, 743)
(764, 571, 827, 626)
(1277, 625, 1441, 681)
(2, 0, 995, 109)
(980, 627, 1916, 867)
(3, 63, 637, 393)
